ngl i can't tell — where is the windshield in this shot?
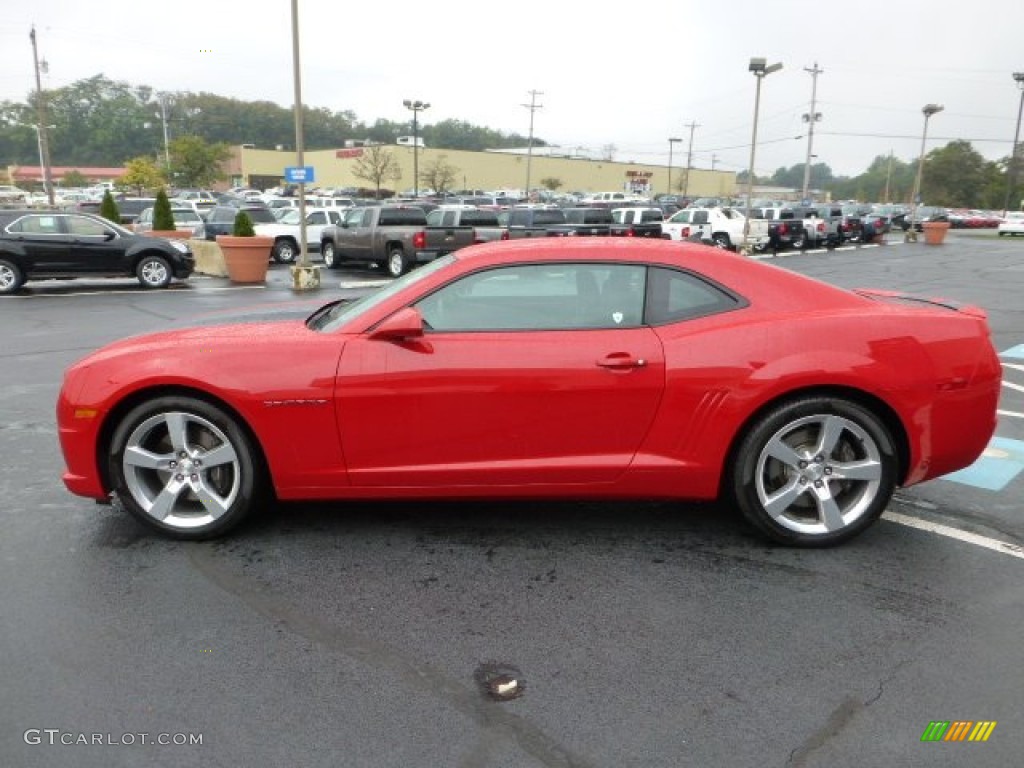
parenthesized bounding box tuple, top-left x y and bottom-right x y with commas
(309, 254, 457, 332)
(279, 210, 301, 225)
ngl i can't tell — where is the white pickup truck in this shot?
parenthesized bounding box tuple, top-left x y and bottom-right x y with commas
(253, 207, 343, 263)
(661, 206, 771, 251)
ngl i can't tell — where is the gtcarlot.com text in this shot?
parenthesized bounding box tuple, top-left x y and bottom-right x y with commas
(24, 729, 203, 746)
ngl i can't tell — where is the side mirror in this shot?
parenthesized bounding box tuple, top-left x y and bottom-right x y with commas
(368, 306, 425, 341)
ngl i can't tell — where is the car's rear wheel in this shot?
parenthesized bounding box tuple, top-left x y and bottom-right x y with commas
(273, 239, 297, 263)
(386, 246, 409, 277)
(711, 233, 731, 250)
(136, 255, 172, 288)
(790, 231, 807, 249)
(322, 241, 337, 268)
(0, 258, 25, 294)
(730, 397, 896, 547)
(109, 396, 264, 539)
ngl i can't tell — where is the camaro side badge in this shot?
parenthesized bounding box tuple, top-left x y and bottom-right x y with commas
(612, 312, 623, 324)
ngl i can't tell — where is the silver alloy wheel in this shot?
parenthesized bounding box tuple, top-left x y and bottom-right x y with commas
(274, 240, 296, 263)
(322, 242, 335, 268)
(121, 410, 241, 531)
(387, 249, 406, 277)
(139, 258, 170, 287)
(753, 413, 883, 536)
(0, 263, 17, 292)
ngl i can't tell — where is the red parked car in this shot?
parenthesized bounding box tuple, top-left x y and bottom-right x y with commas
(57, 239, 1001, 547)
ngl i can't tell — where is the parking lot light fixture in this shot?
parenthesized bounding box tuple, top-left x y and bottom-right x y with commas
(743, 58, 782, 251)
(403, 99, 430, 198)
(1002, 73, 1024, 217)
(667, 137, 681, 196)
(906, 103, 944, 242)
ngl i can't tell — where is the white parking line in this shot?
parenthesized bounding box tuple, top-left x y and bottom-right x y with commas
(997, 410, 1024, 419)
(882, 511, 1024, 560)
(1003, 362, 1024, 372)
(1003, 380, 1024, 393)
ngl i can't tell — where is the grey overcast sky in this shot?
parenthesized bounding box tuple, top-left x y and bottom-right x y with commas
(2, 0, 1023, 179)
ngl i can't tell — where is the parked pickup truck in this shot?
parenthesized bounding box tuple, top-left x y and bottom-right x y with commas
(319, 204, 475, 277)
(498, 207, 567, 239)
(661, 206, 771, 250)
(426, 206, 504, 243)
(546, 207, 614, 237)
(787, 205, 844, 248)
(609, 207, 666, 238)
(750, 207, 803, 250)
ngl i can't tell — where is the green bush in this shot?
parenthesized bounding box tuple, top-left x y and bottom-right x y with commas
(232, 210, 255, 237)
(99, 190, 120, 224)
(153, 188, 176, 230)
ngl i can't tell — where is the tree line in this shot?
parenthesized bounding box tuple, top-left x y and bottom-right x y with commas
(0, 74, 1019, 207)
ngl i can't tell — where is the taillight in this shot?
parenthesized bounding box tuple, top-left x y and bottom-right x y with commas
(501, 230, 510, 240)
(412, 231, 426, 249)
(816, 222, 825, 232)
(778, 223, 788, 235)
(626, 227, 636, 237)
(681, 226, 690, 238)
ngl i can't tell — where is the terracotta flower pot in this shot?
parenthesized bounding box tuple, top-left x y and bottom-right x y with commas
(921, 221, 951, 245)
(216, 235, 273, 283)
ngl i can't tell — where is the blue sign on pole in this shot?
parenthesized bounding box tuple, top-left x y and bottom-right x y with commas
(284, 166, 315, 183)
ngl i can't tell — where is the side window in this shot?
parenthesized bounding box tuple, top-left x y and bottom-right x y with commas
(308, 211, 327, 225)
(646, 266, 742, 325)
(66, 216, 111, 237)
(415, 263, 646, 332)
(9, 216, 61, 235)
(329, 211, 341, 224)
(344, 208, 364, 227)
(692, 211, 709, 225)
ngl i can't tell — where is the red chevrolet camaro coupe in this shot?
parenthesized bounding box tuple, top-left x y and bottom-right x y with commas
(57, 239, 1000, 546)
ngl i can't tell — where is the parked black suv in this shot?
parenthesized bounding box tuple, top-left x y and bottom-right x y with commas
(0, 210, 194, 294)
(204, 201, 277, 240)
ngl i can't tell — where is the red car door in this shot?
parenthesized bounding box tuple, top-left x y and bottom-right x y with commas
(335, 327, 665, 487)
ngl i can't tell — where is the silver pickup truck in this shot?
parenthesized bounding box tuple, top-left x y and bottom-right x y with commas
(320, 204, 476, 277)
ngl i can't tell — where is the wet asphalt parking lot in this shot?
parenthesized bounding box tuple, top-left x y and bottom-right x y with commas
(1, 231, 1021, 767)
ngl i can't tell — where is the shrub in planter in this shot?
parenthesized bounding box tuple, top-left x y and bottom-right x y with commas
(153, 188, 176, 231)
(233, 210, 255, 236)
(99, 190, 120, 224)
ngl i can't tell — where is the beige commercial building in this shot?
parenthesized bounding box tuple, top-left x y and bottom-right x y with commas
(226, 144, 737, 199)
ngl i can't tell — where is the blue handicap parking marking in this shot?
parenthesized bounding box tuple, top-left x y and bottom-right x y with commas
(1001, 344, 1024, 360)
(942, 436, 1024, 491)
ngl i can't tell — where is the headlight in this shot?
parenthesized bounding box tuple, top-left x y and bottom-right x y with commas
(169, 240, 190, 253)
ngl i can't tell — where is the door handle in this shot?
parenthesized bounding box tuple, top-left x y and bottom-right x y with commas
(596, 353, 647, 370)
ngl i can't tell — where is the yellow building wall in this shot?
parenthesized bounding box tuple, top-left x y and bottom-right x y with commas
(233, 145, 736, 199)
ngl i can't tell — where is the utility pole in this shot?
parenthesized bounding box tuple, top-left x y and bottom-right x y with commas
(682, 121, 700, 200)
(522, 90, 543, 200)
(29, 25, 55, 206)
(711, 154, 718, 171)
(801, 62, 824, 201)
(883, 150, 893, 204)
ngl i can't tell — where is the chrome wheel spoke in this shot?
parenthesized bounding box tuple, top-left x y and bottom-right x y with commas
(148, 476, 188, 521)
(123, 445, 173, 470)
(763, 478, 807, 520)
(190, 477, 231, 519)
(830, 458, 882, 482)
(764, 435, 805, 470)
(812, 484, 845, 531)
(199, 442, 237, 468)
(815, 415, 846, 457)
(164, 412, 190, 454)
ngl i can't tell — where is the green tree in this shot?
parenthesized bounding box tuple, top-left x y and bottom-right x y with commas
(540, 177, 563, 191)
(118, 156, 166, 196)
(99, 190, 120, 224)
(232, 210, 255, 236)
(419, 154, 459, 196)
(920, 140, 993, 207)
(168, 135, 231, 188)
(351, 145, 402, 199)
(153, 188, 175, 230)
(62, 169, 88, 188)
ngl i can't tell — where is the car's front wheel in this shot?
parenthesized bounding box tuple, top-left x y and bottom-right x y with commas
(0, 258, 25, 294)
(136, 255, 172, 289)
(386, 246, 409, 277)
(109, 396, 265, 539)
(272, 239, 297, 263)
(322, 241, 337, 268)
(730, 397, 897, 547)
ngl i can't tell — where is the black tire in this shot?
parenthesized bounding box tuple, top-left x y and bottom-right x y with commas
(711, 233, 731, 250)
(322, 241, 337, 268)
(109, 396, 265, 539)
(729, 397, 897, 547)
(272, 239, 297, 264)
(386, 246, 409, 277)
(136, 255, 172, 289)
(790, 231, 807, 249)
(0, 258, 25, 295)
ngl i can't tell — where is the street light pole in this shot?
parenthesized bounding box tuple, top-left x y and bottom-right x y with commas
(743, 58, 783, 251)
(403, 99, 430, 198)
(29, 25, 55, 206)
(522, 90, 543, 201)
(667, 137, 681, 195)
(906, 103, 944, 242)
(1002, 72, 1024, 217)
(682, 121, 699, 201)
(801, 62, 823, 201)
(157, 94, 171, 171)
